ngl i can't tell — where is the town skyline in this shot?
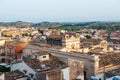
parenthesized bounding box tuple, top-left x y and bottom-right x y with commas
(0, 0, 120, 80)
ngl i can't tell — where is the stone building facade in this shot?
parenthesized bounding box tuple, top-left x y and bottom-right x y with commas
(68, 59, 84, 80)
(62, 32, 81, 50)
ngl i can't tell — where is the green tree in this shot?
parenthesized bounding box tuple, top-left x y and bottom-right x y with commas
(85, 35, 91, 39)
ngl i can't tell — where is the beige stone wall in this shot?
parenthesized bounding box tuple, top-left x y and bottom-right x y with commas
(68, 59, 84, 80)
(100, 40, 107, 49)
(46, 70, 62, 80)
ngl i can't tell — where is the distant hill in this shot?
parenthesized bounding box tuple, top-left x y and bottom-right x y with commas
(56, 22, 120, 31)
(0, 21, 120, 31)
(0, 21, 31, 28)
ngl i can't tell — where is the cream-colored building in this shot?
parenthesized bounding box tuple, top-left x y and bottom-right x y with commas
(1, 29, 20, 37)
(100, 40, 108, 49)
(62, 32, 80, 51)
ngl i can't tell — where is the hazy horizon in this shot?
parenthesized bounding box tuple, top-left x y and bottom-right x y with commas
(1, 20, 120, 23)
(0, 0, 120, 22)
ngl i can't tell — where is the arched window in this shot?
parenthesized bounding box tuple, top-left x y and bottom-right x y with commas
(1, 58, 5, 63)
(65, 35, 69, 39)
(71, 44, 75, 49)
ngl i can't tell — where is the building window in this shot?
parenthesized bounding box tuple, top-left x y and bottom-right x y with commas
(65, 35, 69, 39)
(1, 58, 5, 63)
(35, 55, 37, 59)
(43, 56, 46, 58)
(71, 44, 75, 49)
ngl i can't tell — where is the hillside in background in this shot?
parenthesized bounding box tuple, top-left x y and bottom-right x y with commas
(0, 21, 120, 31)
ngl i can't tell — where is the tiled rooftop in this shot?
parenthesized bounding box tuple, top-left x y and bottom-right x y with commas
(81, 39, 101, 45)
(24, 54, 67, 72)
(0, 70, 27, 80)
(99, 53, 120, 67)
(47, 35, 62, 39)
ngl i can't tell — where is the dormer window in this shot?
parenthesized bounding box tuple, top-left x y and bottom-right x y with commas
(43, 56, 46, 58)
(39, 54, 50, 61)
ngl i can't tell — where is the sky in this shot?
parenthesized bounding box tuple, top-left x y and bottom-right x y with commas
(0, 0, 120, 22)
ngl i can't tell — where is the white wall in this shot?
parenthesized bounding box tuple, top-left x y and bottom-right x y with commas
(16, 77, 28, 80)
(96, 73, 104, 80)
(76, 75, 84, 80)
(0, 74, 5, 80)
(39, 54, 49, 61)
(61, 67, 70, 80)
